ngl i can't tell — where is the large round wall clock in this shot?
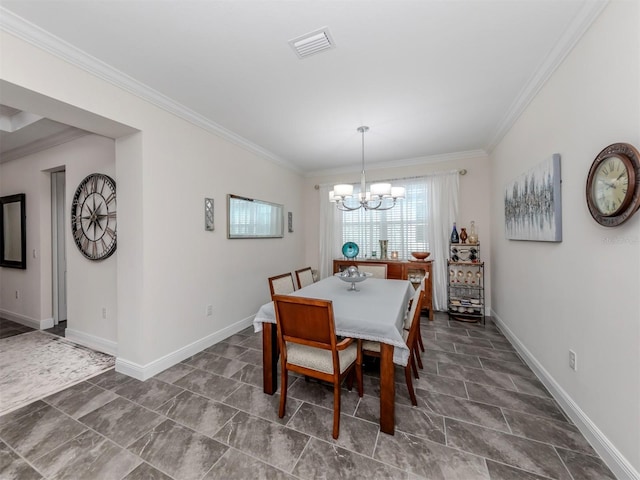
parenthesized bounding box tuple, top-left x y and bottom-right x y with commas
(71, 173, 117, 260)
(586, 142, 640, 227)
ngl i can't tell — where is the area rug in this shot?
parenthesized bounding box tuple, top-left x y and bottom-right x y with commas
(0, 331, 115, 416)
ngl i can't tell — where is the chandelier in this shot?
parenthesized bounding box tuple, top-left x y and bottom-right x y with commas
(330, 126, 405, 211)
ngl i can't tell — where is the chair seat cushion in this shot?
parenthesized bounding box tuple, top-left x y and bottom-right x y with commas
(286, 342, 357, 374)
(361, 340, 381, 353)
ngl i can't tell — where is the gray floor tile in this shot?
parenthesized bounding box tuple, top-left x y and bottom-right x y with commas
(0, 401, 49, 428)
(0, 439, 42, 479)
(205, 341, 249, 359)
(153, 363, 195, 384)
(479, 358, 536, 378)
(294, 437, 417, 480)
(454, 344, 523, 364)
(0, 404, 86, 459)
(87, 369, 135, 390)
(128, 419, 228, 480)
(509, 375, 552, 398)
(114, 377, 184, 410)
(213, 411, 309, 472)
(420, 337, 456, 353)
(222, 383, 299, 425)
(230, 363, 264, 387)
(235, 348, 263, 366)
(78, 397, 164, 448)
(32, 429, 141, 479)
(555, 447, 617, 480)
(203, 448, 296, 479)
(156, 390, 238, 438)
(43, 381, 119, 419)
(503, 409, 596, 455)
(375, 430, 490, 479)
(286, 376, 361, 415)
(436, 332, 496, 348)
(287, 402, 378, 456)
(355, 395, 446, 444)
(174, 369, 242, 401)
(424, 348, 483, 368)
(437, 363, 516, 391)
(445, 418, 572, 480)
(486, 460, 551, 479)
(416, 388, 510, 432)
(237, 334, 264, 350)
(123, 462, 173, 480)
(466, 383, 566, 422)
(185, 351, 247, 378)
(412, 371, 469, 398)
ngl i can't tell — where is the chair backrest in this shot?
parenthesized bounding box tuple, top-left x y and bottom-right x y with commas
(357, 264, 388, 279)
(404, 286, 423, 346)
(295, 267, 315, 289)
(272, 295, 337, 352)
(268, 272, 296, 299)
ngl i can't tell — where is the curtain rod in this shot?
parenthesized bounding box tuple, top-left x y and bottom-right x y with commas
(313, 168, 467, 189)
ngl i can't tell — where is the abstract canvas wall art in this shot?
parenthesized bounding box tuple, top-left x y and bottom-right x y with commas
(504, 154, 562, 242)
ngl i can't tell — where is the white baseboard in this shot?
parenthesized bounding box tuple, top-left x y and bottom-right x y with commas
(0, 309, 53, 330)
(491, 309, 639, 480)
(115, 315, 255, 381)
(65, 328, 118, 356)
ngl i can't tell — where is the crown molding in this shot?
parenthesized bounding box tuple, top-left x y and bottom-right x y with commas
(1, 127, 90, 163)
(486, 0, 609, 152)
(0, 7, 300, 173)
(306, 149, 488, 178)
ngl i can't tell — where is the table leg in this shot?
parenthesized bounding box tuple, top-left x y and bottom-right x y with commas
(262, 323, 278, 395)
(379, 343, 396, 434)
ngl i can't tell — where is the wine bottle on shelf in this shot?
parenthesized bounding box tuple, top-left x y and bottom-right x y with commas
(450, 222, 460, 244)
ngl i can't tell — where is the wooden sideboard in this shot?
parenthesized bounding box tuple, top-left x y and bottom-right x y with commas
(333, 259, 433, 320)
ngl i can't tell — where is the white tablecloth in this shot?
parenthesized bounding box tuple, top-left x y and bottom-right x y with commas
(254, 276, 414, 366)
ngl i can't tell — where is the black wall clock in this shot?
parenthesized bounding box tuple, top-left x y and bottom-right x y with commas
(71, 173, 117, 260)
(586, 143, 640, 227)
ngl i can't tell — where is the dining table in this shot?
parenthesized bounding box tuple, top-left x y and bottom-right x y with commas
(253, 275, 414, 434)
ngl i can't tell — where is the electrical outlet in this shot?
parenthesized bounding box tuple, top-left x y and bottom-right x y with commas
(569, 350, 577, 371)
(206, 304, 213, 317)
(102, 307, 107, 319)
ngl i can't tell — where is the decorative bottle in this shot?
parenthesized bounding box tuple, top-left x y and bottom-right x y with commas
(450, 223, 459, 244)
(459, 227, 468, 244)
(379, 240, 388, 259)
(468, 221, 478, 244)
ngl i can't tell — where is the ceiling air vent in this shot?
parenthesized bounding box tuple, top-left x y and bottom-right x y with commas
(288, 27, 335, 59)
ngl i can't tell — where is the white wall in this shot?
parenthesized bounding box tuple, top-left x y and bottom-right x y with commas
(303, 152, 492, 309)
(0, 135, 116, 344)
(490, 1, 639, 477)
(1, 30, 306, 376)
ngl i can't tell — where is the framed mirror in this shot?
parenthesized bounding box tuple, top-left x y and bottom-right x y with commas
(227, 194, 284, 239)
(1, 193, 27, 269)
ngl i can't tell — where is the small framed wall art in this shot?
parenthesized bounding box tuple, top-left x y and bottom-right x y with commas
(288, 211, 293, 233)
(204, 198, 214, 231)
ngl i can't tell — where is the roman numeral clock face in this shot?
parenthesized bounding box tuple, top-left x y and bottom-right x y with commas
(71, 173, 117, 260)
(586, 143, 640, 227)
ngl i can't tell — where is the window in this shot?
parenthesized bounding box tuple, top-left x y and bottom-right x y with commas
(339, 178, 429, 260)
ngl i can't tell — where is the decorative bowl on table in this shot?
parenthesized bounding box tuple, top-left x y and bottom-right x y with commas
(335, 268, 372, 291)
(410, 251, 431, 261)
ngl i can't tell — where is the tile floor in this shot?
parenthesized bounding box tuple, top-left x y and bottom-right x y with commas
(0, 314, 617, 479)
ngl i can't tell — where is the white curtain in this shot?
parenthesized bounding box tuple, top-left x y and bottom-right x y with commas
(318, 184, 342, 279)
(426, 171, 459, 310)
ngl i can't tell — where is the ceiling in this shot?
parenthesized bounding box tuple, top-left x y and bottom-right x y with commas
(0, 1, 605, 174)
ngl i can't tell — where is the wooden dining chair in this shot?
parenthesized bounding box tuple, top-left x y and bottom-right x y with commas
(295, 267, 315, 289)
(268, 272, 296, 299)
(272, 295, 363, 439)
(356, 264, 387, 279)
(362, 285, 423, 406)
